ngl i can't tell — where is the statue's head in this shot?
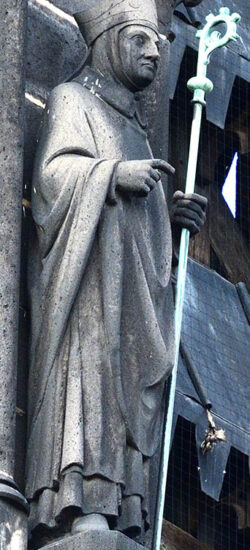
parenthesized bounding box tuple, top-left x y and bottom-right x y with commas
(74, 0, 160, 92)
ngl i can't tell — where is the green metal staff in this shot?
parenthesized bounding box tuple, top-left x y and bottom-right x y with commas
(153, 8, 241, 550)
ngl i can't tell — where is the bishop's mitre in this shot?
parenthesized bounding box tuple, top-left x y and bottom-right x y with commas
(74, 0, 159, 47)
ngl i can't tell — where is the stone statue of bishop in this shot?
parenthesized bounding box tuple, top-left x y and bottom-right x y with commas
(25, 0, 207, 546)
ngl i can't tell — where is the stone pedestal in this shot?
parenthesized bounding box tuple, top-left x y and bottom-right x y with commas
(40, 531, 148, 550)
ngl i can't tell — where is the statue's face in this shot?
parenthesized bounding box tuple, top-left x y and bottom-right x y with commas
(118, 25, 160, 90)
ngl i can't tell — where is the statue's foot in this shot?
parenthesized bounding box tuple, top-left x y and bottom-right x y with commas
(72, 513, 110, 534)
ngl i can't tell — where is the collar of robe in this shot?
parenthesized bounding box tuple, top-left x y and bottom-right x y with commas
(74, 66, 147, 129)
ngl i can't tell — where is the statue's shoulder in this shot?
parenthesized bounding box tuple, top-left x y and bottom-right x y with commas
(48, 82, 92, 111)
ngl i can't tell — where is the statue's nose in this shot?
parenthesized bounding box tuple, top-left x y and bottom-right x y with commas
(145, 41, 160, 61)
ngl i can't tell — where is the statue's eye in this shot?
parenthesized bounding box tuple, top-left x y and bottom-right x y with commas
(134, 35, 145, 47)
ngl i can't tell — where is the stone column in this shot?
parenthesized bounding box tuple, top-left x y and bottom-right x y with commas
(0, 1, 29, 547)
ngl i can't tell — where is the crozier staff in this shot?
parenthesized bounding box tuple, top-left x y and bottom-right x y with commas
(25, 0, 207, 544)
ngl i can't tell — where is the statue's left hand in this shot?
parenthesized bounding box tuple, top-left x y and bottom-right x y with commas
(171, 191, 207, 237)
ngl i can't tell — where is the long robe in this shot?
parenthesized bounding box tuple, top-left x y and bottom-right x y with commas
(25, 67, 175, 538)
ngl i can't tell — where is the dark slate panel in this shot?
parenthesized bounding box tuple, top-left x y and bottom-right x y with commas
(174, 258, 250, 497)
(180, 340, 211, 407)
(174, 260, 249, 499)
(177, 352, 200, 404)
(178, 260, 250, 440)
(205, 64, 235, 129)
(175, 393, 204, 429)
(175, 4, 202, 27)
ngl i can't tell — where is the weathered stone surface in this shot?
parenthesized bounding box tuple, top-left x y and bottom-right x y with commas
(24, 1, 86, 186)
(50, 1, 86, 14)
(0, 498, 27, 550)
(0, 0, 27, 482)
(0, 3, 29, 546)
(26, 1, 86, 92)
(40, 530, 147, 550)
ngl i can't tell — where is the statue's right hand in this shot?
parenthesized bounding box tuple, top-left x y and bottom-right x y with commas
(115, 159, 175, 197)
